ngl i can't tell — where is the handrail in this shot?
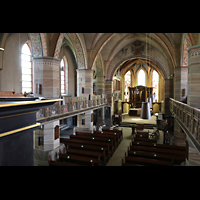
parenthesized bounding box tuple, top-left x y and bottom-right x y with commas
(36, 95, 107, 123)
(169, 98, 200, 152)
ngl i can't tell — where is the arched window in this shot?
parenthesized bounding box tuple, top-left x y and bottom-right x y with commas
(21, 42, 32, 94)
(60, 58, 67, 94)
(138, 69, 145, 86)
(152, 70, 159, 101)
(124, 70, 131, 100)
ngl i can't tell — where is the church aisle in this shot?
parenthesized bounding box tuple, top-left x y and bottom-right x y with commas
(106, 127, 132, 166)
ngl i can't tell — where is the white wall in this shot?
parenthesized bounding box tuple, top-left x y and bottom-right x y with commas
(0, 33, 29, 93)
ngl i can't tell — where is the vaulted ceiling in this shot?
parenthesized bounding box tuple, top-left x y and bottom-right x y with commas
(0, 33, 199, 81)
(83, 33, 197, 80)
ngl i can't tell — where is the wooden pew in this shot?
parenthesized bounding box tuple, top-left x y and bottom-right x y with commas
(69, 134, 114, 154)
(0, 91, 25, 98)
(66, 148, 104, 165)
(61, 138, 111, 158)
(59, 153, 100, 166)
(49, 160, 81, 166)
(101, 129, 123, 140)
(135, 131, 149, 138)
(94, 130, 122, 143)
(131, 141, 187, 158)
(125, 155, 173, 166)
(134, 137, 157, 143)
(122, 163, 144, 166)
(127, 150, 184, 164)
(130, 145, 185, 164)
(66, 143, 106, 160)
(76, 131, 119, 147)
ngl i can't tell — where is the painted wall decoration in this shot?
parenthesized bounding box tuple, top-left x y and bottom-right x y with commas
(54, 33, 65, 59)
(29, 33, 43, 57)
(183, 37, 189, 66)
(54, 33, 86, 69)
(40, 33, 47, 56)
(108, 40, 169, 80)
(95, 54, 103, 75)
(131, 41, 144, 56)
(67, 33, 85, 69)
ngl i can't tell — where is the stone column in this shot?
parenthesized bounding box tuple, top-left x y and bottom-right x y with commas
(33, 57, 60, 98)
(105, 80, 113, 108)
(43, 121, 60, 151)
(76, 69, 93, 130)
(164, 78, 174, 115)
(96, 75, 105, 95)
(188, 45, 200, 108)
(96, 75, 105, 125)
(33, 57, 60, 153)
(76, 69, 93, 97)
(104, 80, 113, 125)
(174, 66, 188, 102)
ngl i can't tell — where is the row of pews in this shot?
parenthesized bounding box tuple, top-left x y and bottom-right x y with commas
(122, 131, 189, 166)
(0, 91, 25, 98)
(49, 128, 123, 166)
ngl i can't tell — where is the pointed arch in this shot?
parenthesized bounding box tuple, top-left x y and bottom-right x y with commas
(180, 34, 191, 67)
(29, 33, 43, 57)
(53, 33, 87, 69)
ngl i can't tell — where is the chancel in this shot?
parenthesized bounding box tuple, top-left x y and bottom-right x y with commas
(0, 33, 200, 166)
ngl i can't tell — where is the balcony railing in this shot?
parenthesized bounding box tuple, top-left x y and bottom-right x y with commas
(36, 95, 107, 123)
(169, 98, 200, 151)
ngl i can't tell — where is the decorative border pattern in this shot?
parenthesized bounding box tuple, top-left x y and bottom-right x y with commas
(29, 33, 43, 57)
(188, 45, 200, 58)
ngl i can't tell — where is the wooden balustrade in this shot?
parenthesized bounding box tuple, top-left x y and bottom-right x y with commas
(36, 95, 107, 123)
(169, 98, 200, 151)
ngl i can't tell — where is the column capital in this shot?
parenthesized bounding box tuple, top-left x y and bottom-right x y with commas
(76, 69, 94, 71)
(188, 44, 200, 59)
(175, 66, 188, 69)
(32, 56, 61, 62)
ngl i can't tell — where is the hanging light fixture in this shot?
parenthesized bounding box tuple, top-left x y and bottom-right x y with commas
(0, 48, 4, 51)
(140, 102, 151, 119)
(140, 33, 151, 120)
(147, 96, 153, 109)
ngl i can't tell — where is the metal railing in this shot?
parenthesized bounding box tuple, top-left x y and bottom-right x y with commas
(169, 98, 200, 151)
(36, 95, 107, 123)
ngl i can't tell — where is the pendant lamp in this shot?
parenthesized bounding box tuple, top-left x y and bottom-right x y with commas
(140, 102, 151, 119)
(147, 96, 153, 109)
